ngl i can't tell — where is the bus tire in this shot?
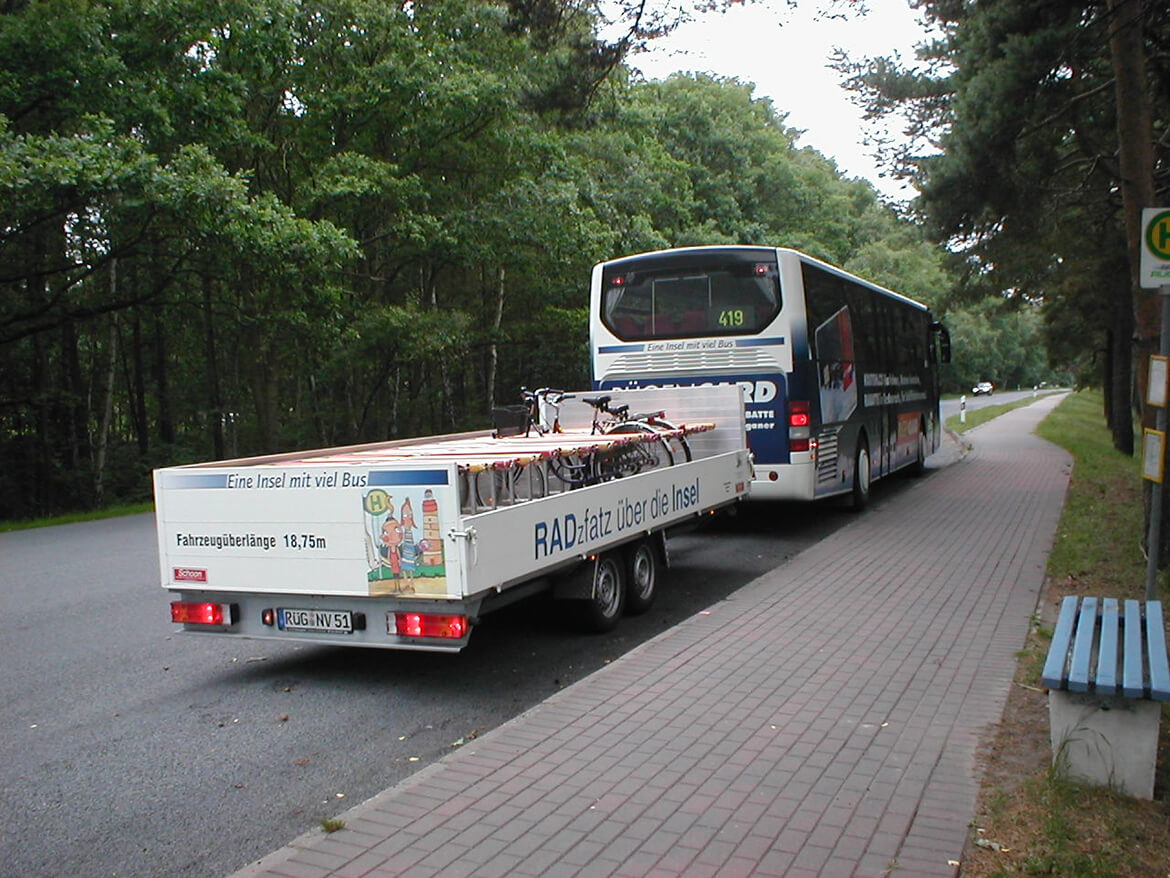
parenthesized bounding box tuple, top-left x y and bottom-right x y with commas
(908, 421, 927, 477)
(850, 441, 871, 511)
(624, 538, 659, 615)
(579, 551, 626, 632)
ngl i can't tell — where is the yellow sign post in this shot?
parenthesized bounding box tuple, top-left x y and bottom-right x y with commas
(1143, 209, 1170, 599)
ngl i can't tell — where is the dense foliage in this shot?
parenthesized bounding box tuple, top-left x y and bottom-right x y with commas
(841, 0, 1167, 451)
(0, 0, 1036, 520)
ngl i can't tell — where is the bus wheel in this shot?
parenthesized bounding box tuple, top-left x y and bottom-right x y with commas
(580, 552, 626, 632)
(624, 538, 659, 615)
(850, 443, 871, 511)
(908, 422, 927, 477)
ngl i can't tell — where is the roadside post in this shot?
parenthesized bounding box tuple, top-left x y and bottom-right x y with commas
(1141, 208, 1170, 599)
(959, 394, 966, 424)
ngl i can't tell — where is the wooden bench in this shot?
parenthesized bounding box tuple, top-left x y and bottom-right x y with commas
(1041, 596, 1170, 798)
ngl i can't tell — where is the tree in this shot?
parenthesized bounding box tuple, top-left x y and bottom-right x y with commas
(0, 0, 963, 521)
(840, 0, 1169, 555)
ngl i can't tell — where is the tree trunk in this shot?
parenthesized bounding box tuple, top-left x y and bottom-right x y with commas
(1109, 257, 1135, 455)
(94, 311, 119, 502)
(153, 311, 175, 445)
(1107, 0, 1165, 561)
(128, 305, 149, 455)
(202, 273, 225, 459)
(488, 266, 505, 409)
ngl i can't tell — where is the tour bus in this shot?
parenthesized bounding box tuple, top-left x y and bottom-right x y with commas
(590, 246, 950, 506)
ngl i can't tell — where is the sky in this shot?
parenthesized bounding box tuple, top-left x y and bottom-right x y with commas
(626, 0, 937, 202)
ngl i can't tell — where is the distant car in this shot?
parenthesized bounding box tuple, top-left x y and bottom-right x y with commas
(971, 381, 994, 395)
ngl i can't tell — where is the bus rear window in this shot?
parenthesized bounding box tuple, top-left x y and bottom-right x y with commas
(602, 257, 781, 340)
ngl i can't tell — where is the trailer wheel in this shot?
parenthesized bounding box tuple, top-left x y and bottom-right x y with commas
(579, 552, 626, 632)
(624, 538, 659, 615)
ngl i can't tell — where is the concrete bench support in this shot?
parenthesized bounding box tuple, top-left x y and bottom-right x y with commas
(1041, 596, 1170, 799)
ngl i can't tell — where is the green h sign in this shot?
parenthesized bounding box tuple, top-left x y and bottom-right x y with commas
(1142, 208, 1170, 288)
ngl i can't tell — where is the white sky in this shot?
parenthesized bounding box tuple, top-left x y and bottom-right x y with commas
(627, 0, 936, 202)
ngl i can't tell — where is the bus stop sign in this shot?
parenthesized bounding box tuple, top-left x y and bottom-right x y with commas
(1142, 208, 1170, 289)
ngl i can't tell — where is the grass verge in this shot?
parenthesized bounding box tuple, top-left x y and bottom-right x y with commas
(0, 501, 154, 533)
(962, 389, 1170, 877)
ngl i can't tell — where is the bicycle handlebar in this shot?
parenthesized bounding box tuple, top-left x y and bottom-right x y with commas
(521, 387, 574, 404)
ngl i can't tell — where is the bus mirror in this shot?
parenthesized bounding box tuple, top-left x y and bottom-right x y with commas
(932, 322, 952, 364)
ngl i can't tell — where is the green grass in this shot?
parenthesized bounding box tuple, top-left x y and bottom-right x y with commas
(0, 501, 154, 533)
(969, 389, 1169, 878)
(1036, 391, 1148, 597)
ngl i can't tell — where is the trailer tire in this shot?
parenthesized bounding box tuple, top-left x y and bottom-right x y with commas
(578, 552, 626, 632)
(624, 538, 659, 615)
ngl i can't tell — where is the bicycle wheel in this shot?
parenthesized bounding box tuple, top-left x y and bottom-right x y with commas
(653, 418, 693, 463)
(512, 460, 548, 501)
(605, 423, 674, 473)
(473, 468, 505, 509)
(549, 453, 594, 490)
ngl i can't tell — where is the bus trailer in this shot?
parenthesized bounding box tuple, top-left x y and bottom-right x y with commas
(155, 385, 751, 652)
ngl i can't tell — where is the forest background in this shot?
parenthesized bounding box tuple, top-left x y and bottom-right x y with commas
(1, 0, 1159, 521)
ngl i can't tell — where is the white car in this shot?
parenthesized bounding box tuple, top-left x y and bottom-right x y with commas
(971, 381, 994, 395)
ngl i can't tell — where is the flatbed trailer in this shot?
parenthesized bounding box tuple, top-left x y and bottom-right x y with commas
(155, 386, 752, 652)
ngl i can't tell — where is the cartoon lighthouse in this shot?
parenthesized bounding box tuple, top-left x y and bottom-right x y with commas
(421, 489, 445, 568)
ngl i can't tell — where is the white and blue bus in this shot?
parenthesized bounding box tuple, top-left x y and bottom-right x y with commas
(590, 246, 951, 506)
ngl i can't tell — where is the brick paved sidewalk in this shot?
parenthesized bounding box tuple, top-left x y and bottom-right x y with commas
(234, 396, 1071, 878)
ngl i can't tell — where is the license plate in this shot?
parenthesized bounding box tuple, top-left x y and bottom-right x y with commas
(277, 608, 353, 634)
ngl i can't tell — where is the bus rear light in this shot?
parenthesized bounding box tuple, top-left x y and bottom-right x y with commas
(394, 613, 469, 640)
(788, 400, 810, 428)
(790, 438, 810, 453)
(171, 601, 235, 626)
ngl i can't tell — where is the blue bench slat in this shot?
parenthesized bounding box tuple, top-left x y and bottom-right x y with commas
(1123, 600, 1145, 698)
(1095, 597, 1120, 695)
(1042, 595, 1080, 690)
(1068, 596, 1098, 692)
(1146, 601, 1170, 702)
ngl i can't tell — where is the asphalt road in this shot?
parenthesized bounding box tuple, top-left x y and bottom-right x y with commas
(941, 387, 1050, 423)
(1, 447, 957, 878)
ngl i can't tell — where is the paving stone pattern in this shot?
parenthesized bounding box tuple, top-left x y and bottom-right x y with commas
(234, 395, 1072, 878)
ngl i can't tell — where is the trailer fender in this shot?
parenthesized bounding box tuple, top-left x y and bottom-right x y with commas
(552, 558, 596, 601)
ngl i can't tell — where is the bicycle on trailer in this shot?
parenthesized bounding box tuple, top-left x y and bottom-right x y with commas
(475, 388, 576, 509)
(547, 395, 689, 489)
(490, 387, 574, 438)
(484, 387, 692, 496)
(580, 394, 693, 465)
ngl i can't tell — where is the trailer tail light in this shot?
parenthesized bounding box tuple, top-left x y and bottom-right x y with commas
(788, 400, 811, 452)
(171, 601, 235, 626)
(393, 613, 469, 640)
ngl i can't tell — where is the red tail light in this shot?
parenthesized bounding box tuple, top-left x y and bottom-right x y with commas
(394, 613, 469, 640)
(788, 400, 811, 451)
(788, 400, 810, 428)
(171, 601, 234, 626)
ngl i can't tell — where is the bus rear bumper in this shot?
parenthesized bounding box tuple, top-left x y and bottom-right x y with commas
(749, 461, 818, 501)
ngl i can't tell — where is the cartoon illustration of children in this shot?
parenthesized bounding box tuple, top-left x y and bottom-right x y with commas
(398, 497, 418, 592)
(379, 514, 403, 577)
